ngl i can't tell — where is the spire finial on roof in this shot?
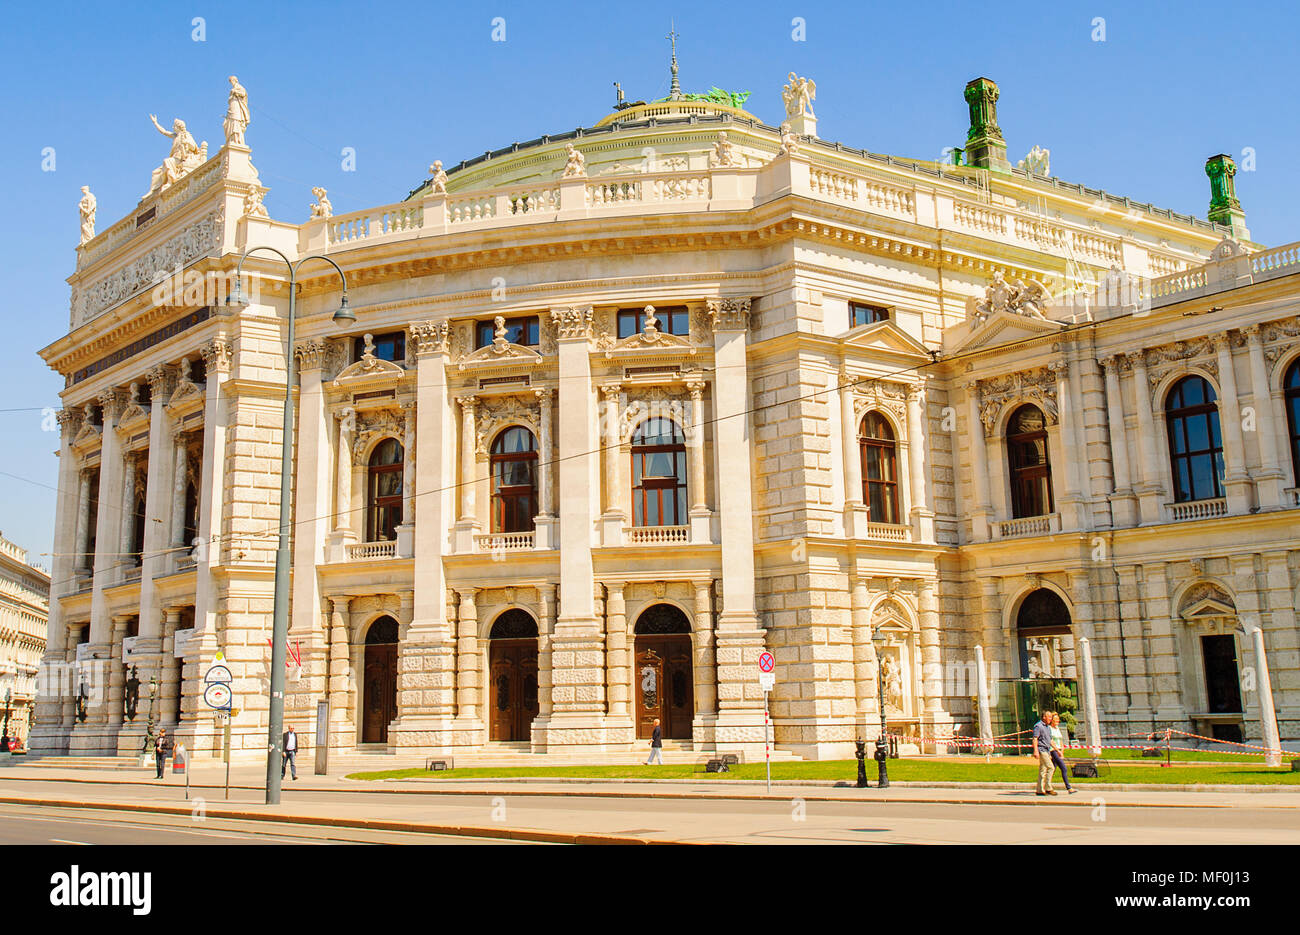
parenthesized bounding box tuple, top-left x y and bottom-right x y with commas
(667, 21, 682, 101)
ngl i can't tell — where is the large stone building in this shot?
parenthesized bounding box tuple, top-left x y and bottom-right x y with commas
(30, 67, 1300, 763)
(0, 532, 50, 746)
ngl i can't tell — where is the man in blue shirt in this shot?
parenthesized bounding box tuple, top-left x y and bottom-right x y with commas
(1032, 712, 1057, 796)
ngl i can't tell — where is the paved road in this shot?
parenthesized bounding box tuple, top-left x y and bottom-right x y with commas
(4, 774, 1299, 844)
(0, 802, 525, 845)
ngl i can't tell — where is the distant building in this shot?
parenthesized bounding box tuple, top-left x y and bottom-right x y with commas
(30, 65, 1300, 763)
(0, 532, 50, 745)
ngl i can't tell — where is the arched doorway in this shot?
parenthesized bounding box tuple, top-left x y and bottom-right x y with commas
(361, 617, 399, 743)
(1014, 588, 1072, 678)
(488, 610, 539, 742)
(634, 604, 693, 740)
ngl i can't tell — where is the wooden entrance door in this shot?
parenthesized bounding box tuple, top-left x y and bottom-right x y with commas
(362, 642, 397, 743)
(635, 635, 693, 740)
(489, 638, 539, 742)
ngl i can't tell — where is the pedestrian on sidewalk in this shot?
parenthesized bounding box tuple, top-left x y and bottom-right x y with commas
(1032, 711, 1056, 796)
(154, 728, 168, 780)
(282, 724, 298, 780)
(646, 718, 663, 765)
(1049, 712, 1076, 794)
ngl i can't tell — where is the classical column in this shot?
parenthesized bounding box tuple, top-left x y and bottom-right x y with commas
(598, 383, 626, 545)
(89, 389, 125, 647)
(535, 387, 555, 518)
(333, 408, 356, 537)
(706, 297, 766, 747)
(604, 582, 630, 718)
(683, 381, 712, 543)
(169, 431, 189, 549)
(849, 577, 874, 730)
(396, 402, 416, 557)
(454, 396, 480, 551)
(1212, 333, 1252, 513)
(117, 452, 136, 569)
(537, 585, 556, 718)
(61, 625, 79, 729)
(839, 369, 867, 538)
(105, 616, 129, 728)
(1245, 325, 1286, 508)
(978, 578, 1005, 677)
(74, 470, 93, 575)
(1127, 351, 1164, 524)
(455, 588, 480, 721)
(918, 580, 943, 726)
(1050, 360, 1085, 532)
(159, 608, 182, 727)
(692, 581, 718, 723)
(138, 365, 174, 657)
(966, 382, 992, 540)
(905, 385, 934, 541)
(194, 338, 232, 636)
(327, 596, 352, 743)
(1100, 355, 1137, 527)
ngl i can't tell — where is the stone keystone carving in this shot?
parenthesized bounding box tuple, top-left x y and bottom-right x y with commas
(78, 187, 96, 245)
(782, 73, 816, 118)
(550, 306, 593, 340)
(309, 187, 333, 220)
(973, 271, 1050, 323)
(223, 75, 250, 146)
(148, 114, 207, 193)
(706, 297, 751, 332)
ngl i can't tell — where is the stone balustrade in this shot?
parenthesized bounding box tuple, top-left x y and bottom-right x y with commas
(345, 540, 397, 561)
(474, 532, 535, 552)
(1165, 498, 1228, 522)
(624, 525, 690, 545)
(995, 513, 1060, 538)
(865, 522, 911, 542)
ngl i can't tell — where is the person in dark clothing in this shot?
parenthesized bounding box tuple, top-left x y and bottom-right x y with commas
(282, 725, 298, 780)
(154, 728, 168, 779)
(645, 718, 663, 765)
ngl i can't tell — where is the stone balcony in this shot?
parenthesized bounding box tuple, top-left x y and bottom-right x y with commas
(624, 525, 690, 545)
(1164, 498, 1228, 523)
(345, 540, 397, 561)
(474, 532, 536, 553)
(994, 513, 1062, 539)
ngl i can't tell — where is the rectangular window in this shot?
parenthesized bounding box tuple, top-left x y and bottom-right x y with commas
(617, 306, 689, 339)
(850, 302, 890, 328)
(354, 331, 406, 363)
(476, 316, 540, 349)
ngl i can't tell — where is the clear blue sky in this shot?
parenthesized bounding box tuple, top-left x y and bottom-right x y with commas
(2, 0, 1297, 565)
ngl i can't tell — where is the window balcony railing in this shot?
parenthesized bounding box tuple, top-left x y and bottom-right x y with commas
(475, 532, 535, 552)
(346, 540, 397, 561)
(1165, 498, 1228, 522)
(624, 525, 690, 545)
(864, 522, 911, 542)
(995, 513, 1061, 539)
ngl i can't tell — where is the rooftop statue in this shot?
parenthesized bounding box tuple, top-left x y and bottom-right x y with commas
(778, 122, 799, 157)
(974, 271, 1051, 323)
(148, 114, 207, 193)
(707, 131, 736, 168)
(782, 73, 815, 118)
(562, 144, 587, 179)
(78, 186, 96, 245)
(428, 159, 448, 193)
(223, 75, 251, 146)
(677, 87, 752, 110)
(242, 187, 268, 219)
(309, 186, 333, 220)
(1017, 144, 1051, 176)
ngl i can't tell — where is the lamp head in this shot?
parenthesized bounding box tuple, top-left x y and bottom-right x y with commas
(332, 292, 355, 324)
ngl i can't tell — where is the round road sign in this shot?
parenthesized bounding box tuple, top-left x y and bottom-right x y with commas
(203, 682, 232, 709)
(759, 652, 775, 673)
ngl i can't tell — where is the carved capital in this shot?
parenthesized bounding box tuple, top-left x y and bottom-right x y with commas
(97, 389, 125, 421)
(145, 363, 176, 399)
(1048, 360, 1069, 379)
(200, 338, 233, 373)
(599, 382, 623, 400)
(457, 395, 479, 415)
(1125, 349, 1148, 370)
(549, 306, 593, 340)
(294, 339, 327, 372)
(1209, 332, 1231, 353)
(706, 297, 751, 333)
(409, 320, 451, 358)
(1242, 323, 1263, 344)
(686, 380, 706, 400)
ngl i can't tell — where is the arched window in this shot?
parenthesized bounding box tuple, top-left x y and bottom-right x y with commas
(490, 427, 537, 533)
(631, 419, 687, 527)
(366, 438, 403, 542)
(1166, 375, 1224, 503)
(858, 411, 900, 524)
(1285, 359, 1300, 483)
(1007, 404, 1053, 518)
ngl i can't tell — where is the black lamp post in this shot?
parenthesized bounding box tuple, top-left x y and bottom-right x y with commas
(141, 675, 159, 756)
(230, 248, 352, 806)
(874, 640, 890, 789)
(0, 682, 12, 753)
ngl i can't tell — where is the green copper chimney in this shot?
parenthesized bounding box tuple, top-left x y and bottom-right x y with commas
(964, 77, 1011, 171)
(1205, 154, 1248, 238)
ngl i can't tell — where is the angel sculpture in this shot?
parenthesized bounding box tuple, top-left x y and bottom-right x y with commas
(782, 72, 816, 118)
(562, 144, 587, 179)
(428, 159, 448, 193)
(309, 186, 333, 220)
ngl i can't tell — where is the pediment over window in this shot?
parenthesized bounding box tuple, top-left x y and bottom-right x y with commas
(72, 418, 101, 450)
(334, 338, 406, 390)
(947, 309, 1066, 355)
(1179, 582, 1237, 630)
(166, 377, 204, 418)
(594, 330, 698, 360)
(843, 320, 931, 360)
(458, 341, 544, 371)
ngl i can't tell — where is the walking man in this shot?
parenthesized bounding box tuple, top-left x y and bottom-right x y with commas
(1032, 710, 1056, 796)
(645, 718, 664, 765)
(154, 727, 168, 780)
(1049, 712, 1077, 794)
(282, 724, 298, 780)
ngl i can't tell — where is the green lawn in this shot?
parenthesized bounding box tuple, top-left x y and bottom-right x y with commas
(346, 758, 1300, 785)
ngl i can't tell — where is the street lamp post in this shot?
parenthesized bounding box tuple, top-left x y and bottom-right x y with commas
(1, 682, 12, 753)
(873, 637, 890, 789)
(231, 248, 353, 806)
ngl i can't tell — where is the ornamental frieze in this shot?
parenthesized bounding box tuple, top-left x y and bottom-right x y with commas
(1141, 336, 1218, 390)
(351, 407, 406, 465)
(475, 394, 540, 454)
(848, 376, 908, 424)
(976, 366, 1058, 434)
(618, 385, 691, 441)
(74, 208, 224, 325)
